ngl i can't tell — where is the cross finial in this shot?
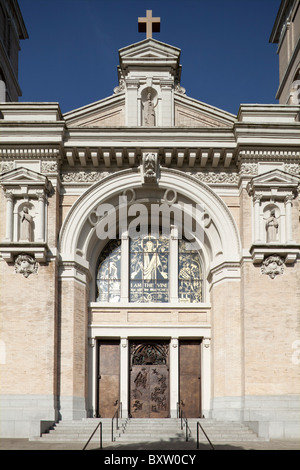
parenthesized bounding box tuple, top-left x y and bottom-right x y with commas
(138, 10, 160, 39)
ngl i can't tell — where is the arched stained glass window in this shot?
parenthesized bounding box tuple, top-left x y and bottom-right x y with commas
(96, 239, 121, 302)
(130, 234, 169, 303)
(95, 235, 203, 303)
(178, 239, 202, 303)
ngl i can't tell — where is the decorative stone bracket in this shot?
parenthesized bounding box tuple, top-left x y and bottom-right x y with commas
(261, 255, 284, 279)
(14, 253, 38, 278)
(141, 152, 159, 184)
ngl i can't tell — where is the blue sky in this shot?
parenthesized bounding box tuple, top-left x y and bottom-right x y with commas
(18, 0, 281, 116)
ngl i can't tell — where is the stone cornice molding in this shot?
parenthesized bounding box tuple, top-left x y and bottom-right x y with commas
(59, 258, 92, 284)
(238, 149, 300, 162)
(0, 147, 61, 159)
(0, 102, 63, 121)
(207, 261, 241, 286)
(0, 242, 49, 263)
(249, 244, 300, 265)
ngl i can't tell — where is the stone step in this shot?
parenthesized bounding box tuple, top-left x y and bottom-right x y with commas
(31, 417, 265, 444)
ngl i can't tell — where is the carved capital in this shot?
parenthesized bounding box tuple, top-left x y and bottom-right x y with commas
(36, 190, 46, 201)
(253, 193, 263, 203)
(284, 193, 294, 204)
(4, 190, 14, 201)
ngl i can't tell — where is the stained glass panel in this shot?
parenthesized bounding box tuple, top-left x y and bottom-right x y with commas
(130, 234, 169, 303)
(178, 239, 202, 303)
(96, 239, 121, 302)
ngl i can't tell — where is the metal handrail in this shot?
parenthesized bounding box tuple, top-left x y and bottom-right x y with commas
(197, 421, 215, 450)
(111, 401, 122, 442)
(177, 401, 191, 442)
(82, 420, 102, 450)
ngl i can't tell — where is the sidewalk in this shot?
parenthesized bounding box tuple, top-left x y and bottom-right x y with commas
(1, 438, 300, 451)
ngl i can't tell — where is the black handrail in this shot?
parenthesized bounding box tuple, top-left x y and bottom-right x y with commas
(197, 421, 215, 450)
(111, 401, 122, 442)
(82, 420, 102, 450)
(177, 401, 191, 442)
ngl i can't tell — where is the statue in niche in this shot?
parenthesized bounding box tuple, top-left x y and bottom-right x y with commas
(20, 207, 33, 242)
(266, 209, 279, 243)
(143, 93, 156, 126)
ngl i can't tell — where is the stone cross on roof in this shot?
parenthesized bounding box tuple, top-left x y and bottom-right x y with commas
(138, 10, 160, 39)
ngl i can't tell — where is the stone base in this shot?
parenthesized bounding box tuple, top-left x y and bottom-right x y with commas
(211, 395, 300, 439)
(59, 396, 87, 421)
(0, 394, 58, 438)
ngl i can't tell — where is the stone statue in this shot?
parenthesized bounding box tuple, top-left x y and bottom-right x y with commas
(266, 209, 279, 243)
(20, 207, 33, 242)
(143, 93, 156, 126)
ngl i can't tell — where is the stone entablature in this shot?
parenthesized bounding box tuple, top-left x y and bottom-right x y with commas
(89, 304, 211, 326)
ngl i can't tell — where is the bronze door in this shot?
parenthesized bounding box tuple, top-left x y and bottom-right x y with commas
(97, 340, 120, 418)
(130, 341, 169, 418)
(179, 340, 201, 418)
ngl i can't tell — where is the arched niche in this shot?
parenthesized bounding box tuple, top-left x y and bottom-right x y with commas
(141, 87, 158, 126)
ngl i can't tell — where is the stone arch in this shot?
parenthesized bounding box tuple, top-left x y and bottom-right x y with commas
(59, 168, 241, 293)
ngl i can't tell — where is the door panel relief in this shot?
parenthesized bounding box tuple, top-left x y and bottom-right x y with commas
(130, 341, 169, 418)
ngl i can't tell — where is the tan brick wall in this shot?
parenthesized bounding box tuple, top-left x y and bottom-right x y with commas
(242, 260, 300, 396)
(59, 278, 88, 399)
(60, 195, 81, 225)
(210, 280, 242, 398)
(221, 195, 240, 233)
(0, 260, 57, 396)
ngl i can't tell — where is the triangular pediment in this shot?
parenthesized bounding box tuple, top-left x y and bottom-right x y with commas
(0, 167, 52, 192)
(1, 167, 47, 184)
(119, 38, 181, 62)
(64, 93, 125, 127)
(247, 170, 300, 198)
(174, 94, 237, 128)
(251, 169, 300, 187)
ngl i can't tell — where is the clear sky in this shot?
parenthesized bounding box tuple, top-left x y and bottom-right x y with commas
(18, 0, 281, 116)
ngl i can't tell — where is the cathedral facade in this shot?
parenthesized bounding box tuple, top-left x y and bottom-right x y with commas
(0, 4, 300, 439)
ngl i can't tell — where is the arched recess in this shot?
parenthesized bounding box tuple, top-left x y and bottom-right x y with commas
(59, 168, 241, 300)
